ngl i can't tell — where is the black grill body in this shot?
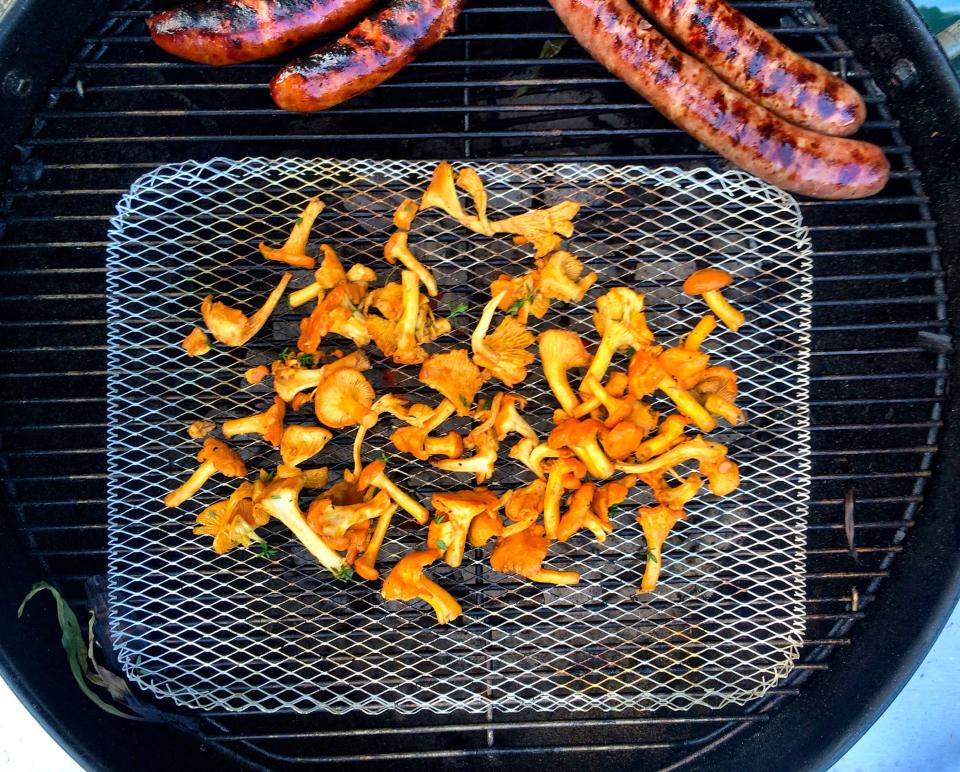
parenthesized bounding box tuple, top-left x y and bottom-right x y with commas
(0, 1, 958, 770)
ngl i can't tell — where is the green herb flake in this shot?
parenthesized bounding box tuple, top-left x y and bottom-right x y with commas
(434, 513, 447, 525)
(435, 539, 448, 552)
(539, 38, 567, 60)
(333, 565, 354, 583)
(265, 469, 275, 482)
(297, 352, 315, 367)
(270, 494, 281, 500)
(459, 395, 470, 409)
(446, 300, 468, 320)
(256, 541, 277, 559)
(279, 346, 293, 361)
(506, 288, 536, 316)
(478, 397, 492, 412)
(379, 452, 390, 465)
(626, 347, 637, 358)
(646, 550, 659, 564)
(294, 215, 304, 228)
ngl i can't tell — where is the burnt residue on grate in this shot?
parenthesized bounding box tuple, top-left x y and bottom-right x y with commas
(0, 0, 948, 768)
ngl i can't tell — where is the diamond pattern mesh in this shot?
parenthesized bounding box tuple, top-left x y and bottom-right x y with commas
(105, 158, 811, 714)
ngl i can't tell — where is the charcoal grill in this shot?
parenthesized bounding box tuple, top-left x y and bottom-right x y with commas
(1, 0, 958, 770)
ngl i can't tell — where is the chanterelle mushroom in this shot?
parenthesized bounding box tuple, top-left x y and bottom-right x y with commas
(582, 287, 655, 388)
(419, 349, 484, 417)
(255, 472, 352, 580)
(279, 424, 333, 467)
(314, 367, 376, 429)
(636, 505, 686, 593)
(381, 548, 462, 625)
(163, 437, 246, 508)
(538, 330, 592, 415)
(259, 196, 324, 269)
(428, 488, 500, 567)
(357, 459, 429, 525)
(471, 292, 536, 387)
(222, 395, 286, 447)
(536, 250, 596, 303)
(683, 268, 744, 332)
(193, 481, 267, 555)
(548, 418, 615, 480)
(201, 272, 291, 347)
(490, 523, 580, 585)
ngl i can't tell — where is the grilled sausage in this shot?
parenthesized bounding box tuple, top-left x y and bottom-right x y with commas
(270, 0, 464, 112)
(635, 0, 866, 136)
(548, 0, 888, 199)
(147, 0, 380, 66)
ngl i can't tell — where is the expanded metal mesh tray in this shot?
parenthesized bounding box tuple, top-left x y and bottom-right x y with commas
(105, 157, 811, 715)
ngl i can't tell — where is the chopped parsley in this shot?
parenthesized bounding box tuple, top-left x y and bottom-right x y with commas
(434, 513, 447, 525)
(256, 541, 277, 559)
(446, 300, 468, 320)
(506, 288, 536, 315)
(297, 352, 315, 367)
(278, 346, 293, 361)
(269, 494, 281, 500)
(607, 505, 621, 520)
(435, 539, 448, 552)
(379, 452, 391, 465)
(459, 395, 470, 410)
(332, 565, 354, 583)
(265, 469, 275, 482)
(646, 550, 659, 564)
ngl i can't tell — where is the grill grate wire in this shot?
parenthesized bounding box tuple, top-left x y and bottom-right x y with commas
(0, 0, 949, 767)
(105, 158, 811, 715)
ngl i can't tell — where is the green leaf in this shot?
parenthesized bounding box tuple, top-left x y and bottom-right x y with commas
(539, 38, 567, 60)
(256, 541, 277, 559)
(294, 215, 304, 227)
(379, 452, 390, 465)
(332, 565, 354, 583)
(265, 469, 275, 482)
(459, 395, 470, 409)
(435, 539, 448, 552)
(477, 397, 493, 412)
(18, 582, 141, 720)
(646, 550, 659, 564)
(297, 352, 315, 367)
(608, 505, 621, 520)
(270, 494, 281, 500)
(446, 300, 468, 320)
(434, 513, 447, 525)
(279, 346, 293, 361)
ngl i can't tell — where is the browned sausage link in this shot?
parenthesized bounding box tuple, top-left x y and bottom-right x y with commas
(636, 0, 866, 136)
(549, 0, 888, 199)
(270, 0, 464, 112)
(147, 0, 380, 66)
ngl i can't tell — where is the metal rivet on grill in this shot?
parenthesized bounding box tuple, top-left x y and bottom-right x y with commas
(2, 69, 33, 98)
(890, 58, 919, 89)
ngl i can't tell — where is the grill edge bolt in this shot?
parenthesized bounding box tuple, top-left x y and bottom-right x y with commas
(891, 58, 918, 89)
(2, 69, 33, 98)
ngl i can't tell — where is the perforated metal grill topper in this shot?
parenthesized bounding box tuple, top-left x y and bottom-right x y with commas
(105, 158, 812, 715)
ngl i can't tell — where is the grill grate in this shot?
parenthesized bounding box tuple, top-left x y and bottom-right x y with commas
(0, 0, 948, 767)
(105, 157, 811, 714)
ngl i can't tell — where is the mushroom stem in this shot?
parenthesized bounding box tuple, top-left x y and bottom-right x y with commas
(640, 548, 662, 593)
(658, 375, 717, 432)
(288, 283, 323, 308)
(529, 568, 581, 585)
(702, 290, 744, 332)
(163, 460, 216, 508)
(354, 504, 397, 581)
(683, 314, 717, 351)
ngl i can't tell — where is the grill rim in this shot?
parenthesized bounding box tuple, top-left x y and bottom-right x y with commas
(0, 0, 958, 770)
